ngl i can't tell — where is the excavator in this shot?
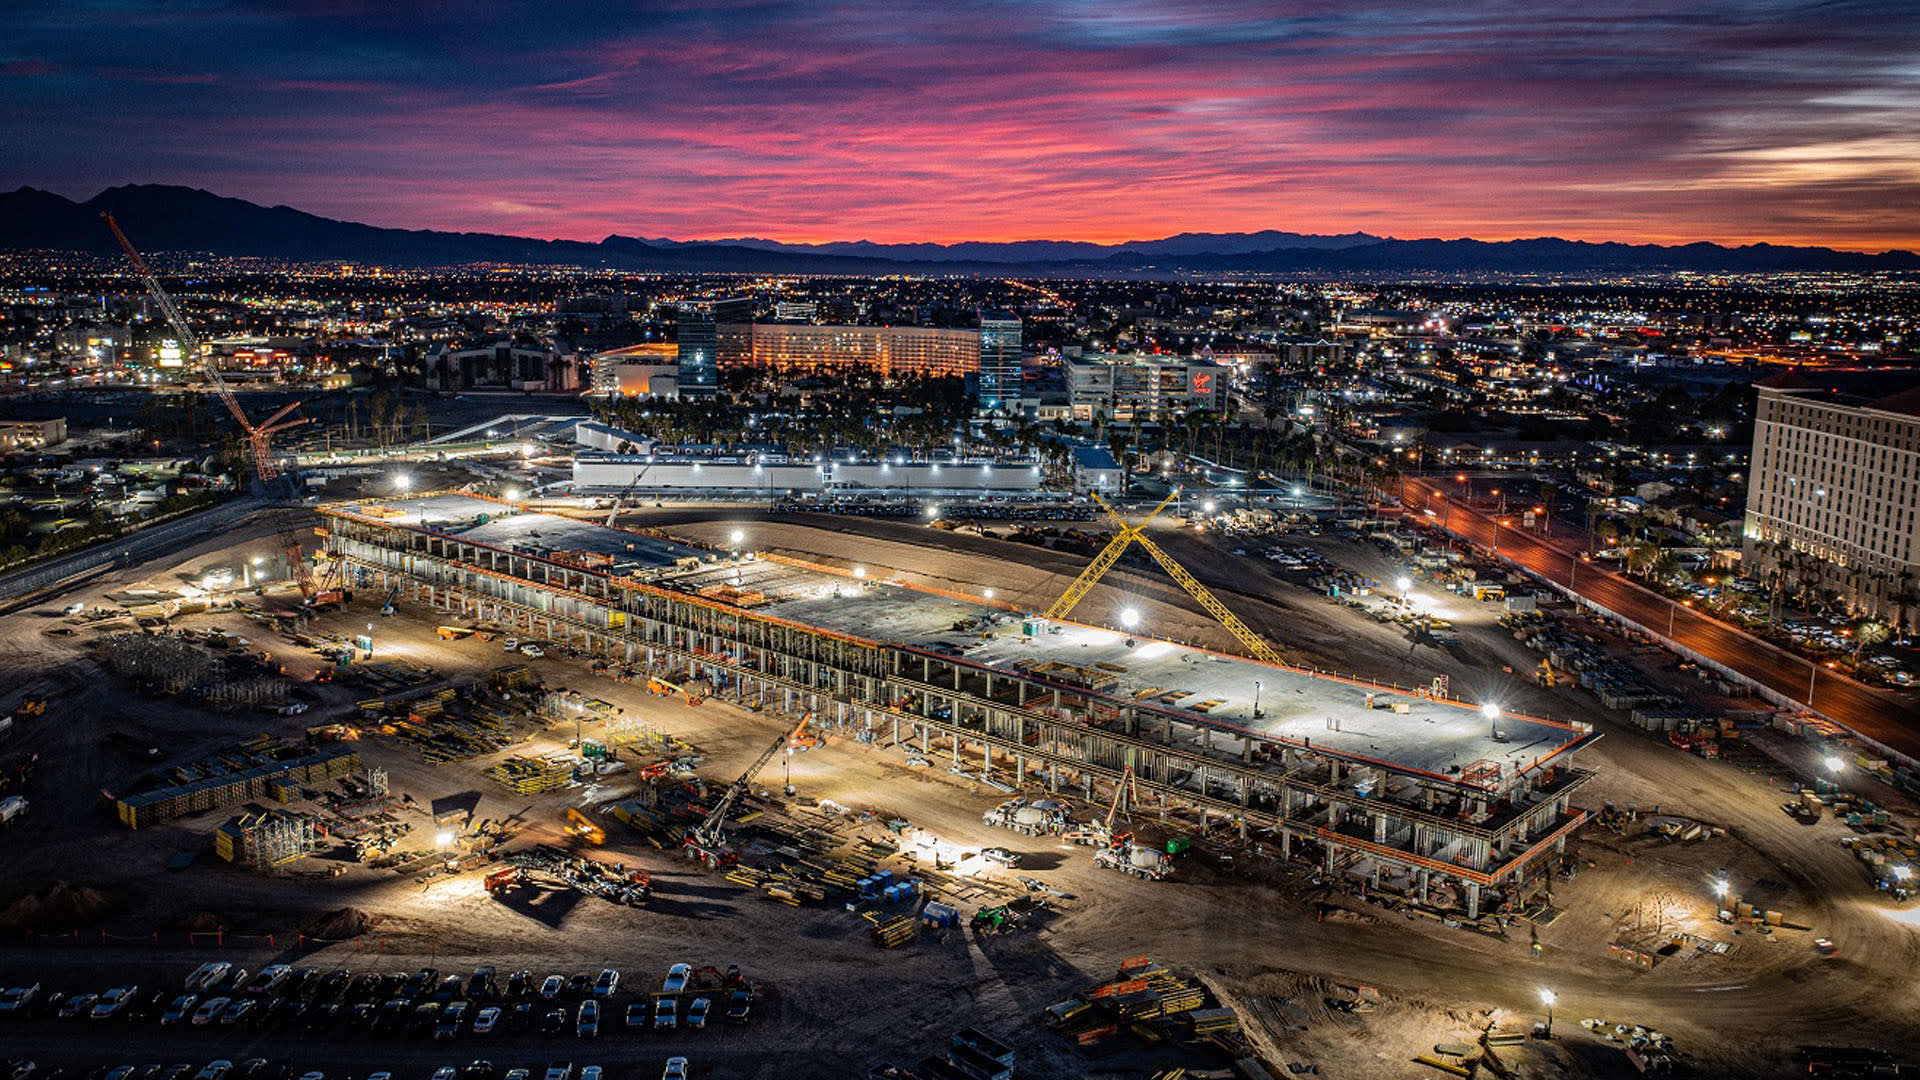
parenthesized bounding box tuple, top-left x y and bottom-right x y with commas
(683, 714, 813, 869)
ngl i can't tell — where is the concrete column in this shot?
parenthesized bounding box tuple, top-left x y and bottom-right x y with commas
(1466, 882, 1482, 919)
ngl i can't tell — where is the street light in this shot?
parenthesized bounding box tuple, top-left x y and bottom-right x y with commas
(1538, 989, 1556, 1037)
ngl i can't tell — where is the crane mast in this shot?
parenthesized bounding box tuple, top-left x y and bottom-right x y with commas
(102, 213, 307, 483)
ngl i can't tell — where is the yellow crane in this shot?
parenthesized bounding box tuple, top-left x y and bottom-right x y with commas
(1046, 491, 1288, 668)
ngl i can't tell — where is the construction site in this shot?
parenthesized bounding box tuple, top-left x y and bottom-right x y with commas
(320, 491, 1597, 923)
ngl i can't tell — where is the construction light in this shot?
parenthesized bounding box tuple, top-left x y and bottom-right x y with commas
(1202, 500, 1216, 513)
(434, 830, 455, 849)
(1396, 576, 1412, 593)
(395, 473, 413, 491)
(983, 588, 995, 600)
(1825, 755, 1846, 774)
(504, 487, 521, 501)
(1895, 865, 1913, 882)
(729, 529, 744, 546)
(853, 567, 867, 579)
(1481, 702, 1501, 720)
(1121, 608, 1140, 630)
(1711, 876, 1730, 898)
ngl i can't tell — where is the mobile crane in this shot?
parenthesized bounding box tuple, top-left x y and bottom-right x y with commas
(683, 714, 813, 869)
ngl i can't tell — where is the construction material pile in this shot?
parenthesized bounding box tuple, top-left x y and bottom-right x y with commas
(101, 631, 289, 709)
(486, 755, 574, 795)
(1045, 957, 1256, 1066)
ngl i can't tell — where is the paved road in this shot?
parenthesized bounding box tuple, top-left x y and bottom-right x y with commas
(1397, 477, 1920, 760)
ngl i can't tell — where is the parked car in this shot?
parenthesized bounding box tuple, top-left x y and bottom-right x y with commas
(541, 1010, 567, 1037)
(541, 1063, 571, 1080)
(591, 970, 618, 998)
(662, 964, 691, 993)
(218, 999, 255, 1026)
(92, 986, 140, 1020)
(437, 1000, 470, 1040)
(686, 998, 709, 1030)
(538, 976, 565, 1001)
(576, 1000, 599, 1039)
(193, 1062, 233, 1080)
(520, 644, 545, 658)
(473, 1005, 502, 1034)
(159, 994, 198, 1026)
(0, 983, 40, 1015)
(191, 997, 230, 1026)
(662, 1059, 688, 1080)
(652, 997, 676, 1032)
(979, 847, 1020, 868)
(725, 989, 752, 1024)
(59, 994, 99, 1019)
(185, 964, 230, 993)
(624, 1003, 648, 1030)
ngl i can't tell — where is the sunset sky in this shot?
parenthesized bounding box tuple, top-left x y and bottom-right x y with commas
(5, 0, 1919, 250)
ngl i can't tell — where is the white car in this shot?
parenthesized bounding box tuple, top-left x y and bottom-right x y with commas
(62, 602, 85, 616)
(503, 638, 520, 652)
(539, 975, 565, 1000)
(591, 969, 618, 998)
(662, 1058, 688, 1080)
(662, 964, 691, 993)
(473, 1005, 502, 1034)
(186, 962, 230, 992)
(90, 986, 138, 1020)
(520, 644, 545, 658)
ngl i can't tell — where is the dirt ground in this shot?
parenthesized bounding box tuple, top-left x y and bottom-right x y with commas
(0, 510, 1917, 1078)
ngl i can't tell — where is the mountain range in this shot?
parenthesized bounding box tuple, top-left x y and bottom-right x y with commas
(4, 184, 1916, 276)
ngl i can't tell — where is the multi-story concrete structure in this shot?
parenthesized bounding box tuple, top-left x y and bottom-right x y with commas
(0, 418, 66, 451)
(977, 311, 1023, 410)
(322, 492, 1597, 918)
(424, 340, 573, 391)
(572, 454, 1047, 496)
(747, 323, 981, 378)
(1744, 375, 1920, 627)
(675, 297, 752, 397)
(1066, 353, 1229, 422)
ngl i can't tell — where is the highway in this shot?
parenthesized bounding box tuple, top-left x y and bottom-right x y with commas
(1396, 476, 1920, 762)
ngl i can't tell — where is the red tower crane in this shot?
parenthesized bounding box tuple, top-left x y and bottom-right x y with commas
(102, 213, 307, 482)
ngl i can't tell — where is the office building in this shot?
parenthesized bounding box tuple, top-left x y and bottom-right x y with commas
(978, 311, 1023, 410)
(676, 296, 752, 397)
(1065, 353, 1229, 422)
(589, 343, 681, 398)
(1744, 374, 1920, 628)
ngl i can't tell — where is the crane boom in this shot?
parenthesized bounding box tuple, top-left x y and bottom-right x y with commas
(691, 714, 813, 848)
(102, 213, 307, 482)
(1043, 490, 1289, 667)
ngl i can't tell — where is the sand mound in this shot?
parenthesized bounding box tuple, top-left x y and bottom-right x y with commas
(0, 880, 117, 931)
(306, 907, 377, 940)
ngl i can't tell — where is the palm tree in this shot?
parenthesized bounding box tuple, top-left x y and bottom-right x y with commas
(1852, 618, 1891, 663)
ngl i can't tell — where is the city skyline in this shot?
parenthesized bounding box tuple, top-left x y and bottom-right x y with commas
(4, 1, 1918, 250)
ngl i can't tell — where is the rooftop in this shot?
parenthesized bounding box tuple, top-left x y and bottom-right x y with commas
(326, 494, 1594, 793)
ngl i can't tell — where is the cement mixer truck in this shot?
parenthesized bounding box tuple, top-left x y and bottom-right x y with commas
(1094, 839, 1173, 881)
(981, 798, 1069, 837)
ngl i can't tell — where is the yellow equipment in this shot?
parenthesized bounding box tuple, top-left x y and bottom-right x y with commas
(1536, 659, 1556, 688)
(564, 807, 606, 846)
(1046, 492, 1287, 668)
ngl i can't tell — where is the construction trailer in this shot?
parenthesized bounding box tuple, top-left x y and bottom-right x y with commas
(322, 493, 1601, 918)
